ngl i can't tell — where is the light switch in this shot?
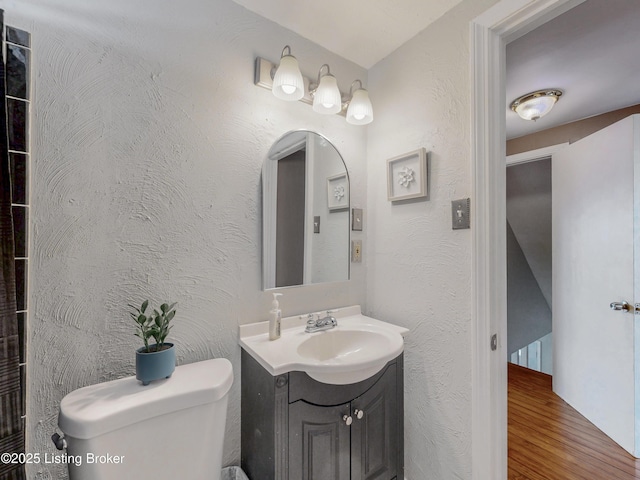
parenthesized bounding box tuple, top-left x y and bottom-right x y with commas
(452, 198, 470, 230)
(352, 208, 363, 231)
(314, 216, 320, 234)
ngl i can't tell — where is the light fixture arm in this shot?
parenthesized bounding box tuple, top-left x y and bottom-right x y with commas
(316, 64, 331, 84)
(269, 45, 294, 80)
(280, 45, 292, 58)
(309, 64, 333, 94)
(342, 80, 365, 109)
(349, 80, 363, 97)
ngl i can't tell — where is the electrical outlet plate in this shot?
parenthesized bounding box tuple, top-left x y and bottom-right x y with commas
(452, 198, 470, 230)
(351, 240, 362, 262)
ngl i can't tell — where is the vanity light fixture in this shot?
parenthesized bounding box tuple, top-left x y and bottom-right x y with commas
(510, 89, 563, 121)
(311, 64, 342, 114)
(254, 46, 374, 125)
(271, 45, 304, 101)
(345, 80, 373, 125)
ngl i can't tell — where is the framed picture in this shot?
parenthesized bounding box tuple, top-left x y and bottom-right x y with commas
(387, 148, 428, 202)
(327, 173, 349, 211)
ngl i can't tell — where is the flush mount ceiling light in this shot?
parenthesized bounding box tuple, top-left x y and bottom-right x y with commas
(510, 89, 563, 121)
(311, 64, 342, 114)
(271, 45, 304, 101)
(254, 46, 374, 125)
(345, 80, 373, 125)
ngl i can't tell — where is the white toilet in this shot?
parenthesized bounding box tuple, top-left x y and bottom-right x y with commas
(57, 358, 233, 480)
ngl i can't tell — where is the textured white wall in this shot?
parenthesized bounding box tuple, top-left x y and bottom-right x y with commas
(0, 0, 517, 477)
(365, 1, 498, 478)
(0, 0, 367, 477)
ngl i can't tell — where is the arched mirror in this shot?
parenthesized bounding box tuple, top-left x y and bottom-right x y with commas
(262, 131, 350, 289)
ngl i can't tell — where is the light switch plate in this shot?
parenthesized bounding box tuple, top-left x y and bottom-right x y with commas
(452, 198, 470, 230)
(314, 216, 320, 234)
(352, 208, 363, 231)
(351, 240, 362, 262)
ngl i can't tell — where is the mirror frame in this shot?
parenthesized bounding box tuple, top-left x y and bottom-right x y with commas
(262, 130, 350, 290)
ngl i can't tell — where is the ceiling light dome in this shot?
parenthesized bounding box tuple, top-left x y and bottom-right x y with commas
(510, 89, 563, 121)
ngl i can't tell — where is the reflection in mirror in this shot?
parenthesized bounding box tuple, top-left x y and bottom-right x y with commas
(263, 131, 350, 289)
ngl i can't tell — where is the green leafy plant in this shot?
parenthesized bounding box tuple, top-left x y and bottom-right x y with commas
(129, 300, 177, 353)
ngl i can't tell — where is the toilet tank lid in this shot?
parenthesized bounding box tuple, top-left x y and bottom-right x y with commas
(58, 358, 233, 440)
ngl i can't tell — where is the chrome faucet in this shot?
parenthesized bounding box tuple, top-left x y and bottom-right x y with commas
(305, 311, 338, 333)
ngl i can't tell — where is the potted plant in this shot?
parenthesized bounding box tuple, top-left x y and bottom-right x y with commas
(130, 300, 177, 386)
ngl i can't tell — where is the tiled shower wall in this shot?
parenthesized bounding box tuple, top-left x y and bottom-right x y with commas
(6, 25, 30, 438)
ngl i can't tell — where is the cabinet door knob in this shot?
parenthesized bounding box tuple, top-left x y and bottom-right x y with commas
(342, 414, 353, 426)
(354, 409, 364, 419)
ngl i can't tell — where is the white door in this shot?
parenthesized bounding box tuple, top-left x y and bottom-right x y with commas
(553, 114, 640, 457)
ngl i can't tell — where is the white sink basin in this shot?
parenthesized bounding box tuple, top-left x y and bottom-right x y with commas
(297, 329, 392, 362)
(239, 305, 408, 385)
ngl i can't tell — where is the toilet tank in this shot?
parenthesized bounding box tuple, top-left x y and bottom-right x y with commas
(58, 358, 233, 480)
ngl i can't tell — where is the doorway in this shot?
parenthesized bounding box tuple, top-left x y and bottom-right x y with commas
(471, 1, 588, 478)
(275, 149, 306, 287)
(472, 0, 640, 477)
(506, 155, 552, 375)
(503, 0, 640, 469)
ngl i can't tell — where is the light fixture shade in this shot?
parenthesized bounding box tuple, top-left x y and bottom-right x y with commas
(511, 89, 562, 121)
(312, 74, 342, 114)
(346, 88, 373, 125)
(514, 96, 556, 120)
(272, 54, 304, 101)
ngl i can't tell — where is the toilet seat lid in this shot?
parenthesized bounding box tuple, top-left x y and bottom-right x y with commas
(59, 358, 233, 439)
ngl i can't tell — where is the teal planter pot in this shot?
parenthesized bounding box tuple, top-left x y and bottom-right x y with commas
(136, 343, 175, 386)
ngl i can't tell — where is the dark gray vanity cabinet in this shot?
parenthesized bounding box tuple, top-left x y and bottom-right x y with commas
(288, 400, 351, 479)
(241, 349, 404, 480)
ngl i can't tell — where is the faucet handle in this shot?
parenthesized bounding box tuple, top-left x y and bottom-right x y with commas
(306, 313, 316, 326)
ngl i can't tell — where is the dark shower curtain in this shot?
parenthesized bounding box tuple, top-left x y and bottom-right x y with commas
(0, 9, 25, 480)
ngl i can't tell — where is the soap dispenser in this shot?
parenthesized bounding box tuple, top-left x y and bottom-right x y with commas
(269, 293, 283, 340)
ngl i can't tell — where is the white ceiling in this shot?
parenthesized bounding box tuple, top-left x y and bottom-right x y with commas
(235, 0, 640, 140)
(232, 0, 463, 69)
(506, 0, 640, 139)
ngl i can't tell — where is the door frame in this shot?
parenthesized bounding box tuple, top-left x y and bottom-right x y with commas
(470, 0, 585, 478)
(506, 143, 568, 166)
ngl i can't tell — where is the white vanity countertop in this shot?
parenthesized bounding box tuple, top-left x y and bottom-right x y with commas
(238, 305, 409, 384)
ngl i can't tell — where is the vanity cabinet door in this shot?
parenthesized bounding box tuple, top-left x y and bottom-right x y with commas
(351, 363, 398, 480)
(289, 400, 351, 480)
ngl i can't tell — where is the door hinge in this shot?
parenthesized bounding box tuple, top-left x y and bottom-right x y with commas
(490, 334, 498, 351)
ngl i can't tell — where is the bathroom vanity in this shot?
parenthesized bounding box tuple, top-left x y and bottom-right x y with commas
(239, 306, 407, 480)
(241, 350, 403, 480)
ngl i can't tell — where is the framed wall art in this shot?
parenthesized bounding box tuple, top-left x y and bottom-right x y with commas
(327, 173, 349, 211)
(386, 147, 428, 202)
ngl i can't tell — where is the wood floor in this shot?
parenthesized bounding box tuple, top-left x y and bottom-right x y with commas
(508, 363, 640, 479)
